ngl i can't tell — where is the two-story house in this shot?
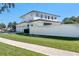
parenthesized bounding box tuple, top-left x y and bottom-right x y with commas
(16, 10, 79, 37)
(16, 10, 60, 33)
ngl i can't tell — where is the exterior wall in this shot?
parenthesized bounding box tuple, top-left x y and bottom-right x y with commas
(16, 23, 29, 33)
(30, 21, 45, 26)
(21, 12, 33, 22)
(21, 11, 60, 22)
(32, 12, 59, 21)
(17, 11, 79, 37)
(16, 20, 60, 33)
(30, 21, 60, 27)
(30, 24, 79, 37)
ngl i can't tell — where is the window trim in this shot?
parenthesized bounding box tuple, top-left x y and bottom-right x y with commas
(51, 16, 53, 20)
(48, 16, 50, 19)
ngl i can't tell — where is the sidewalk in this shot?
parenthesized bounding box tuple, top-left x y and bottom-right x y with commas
(0, 37, 79, 56)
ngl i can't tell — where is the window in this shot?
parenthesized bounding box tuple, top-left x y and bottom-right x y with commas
(44, 23, 52, 25)
(31, 24, 33, 26)
(27, 24, 29, 27)
(41, 14, 43, 18)
(45, 15, 47, 19)
(51, 16, 53, 20)
(48, 16, 50, 19)
(54, 17, 57, 19)
(36, 13, 39, 17)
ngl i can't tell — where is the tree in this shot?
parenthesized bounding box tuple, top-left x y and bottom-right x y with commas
(12, 21, 17, 31)
(0, 23, 6, 29)
(63, 17, 74, 24)
(7, 21, 17, 32)
(63, 16, 79, 24)
(0, 3, 15, 13)
(75, 16, 79, 23)
(7, 22, 13, 28)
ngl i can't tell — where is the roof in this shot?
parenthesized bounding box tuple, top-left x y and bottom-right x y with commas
(20, 10, 60, 18)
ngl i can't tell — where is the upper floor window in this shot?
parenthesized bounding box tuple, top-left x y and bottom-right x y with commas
(41, 14, 43, 18)
(27, 24, 29, 27)
(48, 16, 50, 19)
(54, 17, 57, 19)
(51, 16, 53, 20)
(45, 15, 47, 19)
(31, 24, 33, 26)
(36, 13, 39, 17)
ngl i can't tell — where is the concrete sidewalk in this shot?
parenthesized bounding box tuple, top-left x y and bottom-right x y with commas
(0, 37, 79, 56)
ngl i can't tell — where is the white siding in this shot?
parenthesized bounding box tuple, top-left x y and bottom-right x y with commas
(30, 21, 60, 27)
(21, 12, 33, 22)
(30, 24, 79, 37)
(18, 11, 79, 37)
(32, 12, 59, 21)
(16, 23, 29, 33)
(21, 11, 59, 22)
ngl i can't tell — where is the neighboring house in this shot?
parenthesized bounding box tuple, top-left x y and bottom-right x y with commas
(0, 29, 2, 32)
(16, 10, 79, 37)
(0, 28, 6, 32)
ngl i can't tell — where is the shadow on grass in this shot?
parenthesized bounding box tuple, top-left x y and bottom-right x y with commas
(16, 33, 79, 41)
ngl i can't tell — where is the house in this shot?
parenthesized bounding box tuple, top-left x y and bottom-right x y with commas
(0, 28, 6, 33)
(16, 10, 79, 37)
(16, 10, 60, 33)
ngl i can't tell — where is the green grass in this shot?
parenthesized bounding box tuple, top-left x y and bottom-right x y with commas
(0, 33, 79, 53)
(0, 42, 45, 56)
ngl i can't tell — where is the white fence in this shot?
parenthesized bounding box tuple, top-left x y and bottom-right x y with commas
(30, 24, 79, 37)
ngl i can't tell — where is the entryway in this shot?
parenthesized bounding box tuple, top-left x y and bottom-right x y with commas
(24, 29, 29, 33)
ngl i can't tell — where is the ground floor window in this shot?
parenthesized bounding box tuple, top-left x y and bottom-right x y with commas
(43, 23, 52, 25)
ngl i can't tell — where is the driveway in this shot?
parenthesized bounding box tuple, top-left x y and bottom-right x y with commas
(0, 37, 79, 56)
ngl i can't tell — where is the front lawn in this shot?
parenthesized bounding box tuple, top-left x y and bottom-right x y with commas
(0, 42, 45, 56)
(0, 33, 79, 53)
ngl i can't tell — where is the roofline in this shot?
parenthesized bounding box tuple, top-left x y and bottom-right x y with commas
(17, 19, 60, 25)
(20, 10, 60, 18)
(32, 10, 60, 17)
(29, 19, 61, 23)
(20, 10, 33, 18)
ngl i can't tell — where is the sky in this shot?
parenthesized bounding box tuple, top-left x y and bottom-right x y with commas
(0, 3, 79, 25)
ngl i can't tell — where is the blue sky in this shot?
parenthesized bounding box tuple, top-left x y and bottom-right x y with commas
(0, 3, 79, 25)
